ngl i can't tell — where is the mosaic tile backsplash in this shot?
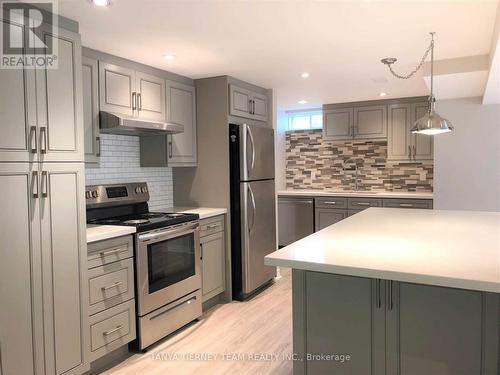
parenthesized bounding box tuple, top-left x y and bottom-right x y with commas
(286, 130, 433, 192)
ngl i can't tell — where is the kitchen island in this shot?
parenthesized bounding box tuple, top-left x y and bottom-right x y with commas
(265, 208, 500, 375)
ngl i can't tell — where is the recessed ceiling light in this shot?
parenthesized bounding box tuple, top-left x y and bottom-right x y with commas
(163, 53, 176, 61)
(91, 0, 110, 6)
(301, 72, 310, 79)
(379, 92, 387, 97)
(298, 100, 308, 104)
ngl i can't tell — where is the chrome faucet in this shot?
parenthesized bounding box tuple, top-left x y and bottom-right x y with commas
(343, 157, 359, 191)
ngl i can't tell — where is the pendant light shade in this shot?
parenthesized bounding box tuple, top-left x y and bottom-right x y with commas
(411, 99, 454, 135)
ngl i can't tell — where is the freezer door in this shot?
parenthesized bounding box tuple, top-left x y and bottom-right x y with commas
(240, 124, 275, 181)
(240, 180, 276, 294)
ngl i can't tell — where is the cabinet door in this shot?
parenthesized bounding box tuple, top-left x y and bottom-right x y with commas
(229, 84, 252, 118)
(99, 62, 135, 117)
(82, 57, 100, 164)
(136, 72, 165, 121)
(251, 92, 268, 122)
(0, 19, 37, 163)
(411, 102, 434, 161)
(354, 105, 387, 140)
(166, 81, 197, 166)
(0, 164, 43, 375)
(201, 232, 226, 302)
(387, 104, 412, 161)
(323, 108, 353, 141)
(314, 208, 347, 231)
(386, 282, 499, 375)
(39, 163, 89, 375)
(300, 272, 385, 375)
(36, 26, 84, 162)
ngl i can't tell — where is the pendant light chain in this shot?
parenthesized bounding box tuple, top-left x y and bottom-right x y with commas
(384, 33, 434, 80)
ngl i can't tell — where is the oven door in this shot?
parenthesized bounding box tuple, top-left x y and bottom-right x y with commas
(136, 222, 201, 316)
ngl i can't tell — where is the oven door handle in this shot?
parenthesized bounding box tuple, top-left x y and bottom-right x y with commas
(138, 222, 199, 243)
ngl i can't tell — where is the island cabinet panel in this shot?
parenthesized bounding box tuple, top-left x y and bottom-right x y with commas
(293, 270, 386, 375)
(386, 282, 499, 375)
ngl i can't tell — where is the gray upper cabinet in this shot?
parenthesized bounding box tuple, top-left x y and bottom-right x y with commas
(166, 80, 197, 166)
(136, 72, 165, 121)
(323, 108, 353, 141)
(98, 63, 166, 121)
(229, 84, 268, 122)
(323, 104, 386, 141)
(388, 101, 433, 162)
(354, 105, 387, 139)
(37, 25, 84, 163)
(0, 22, 83, 163)
(386, 282, 499, 375)
(99, 62, 135, 117)
(82, 57, 100, 164)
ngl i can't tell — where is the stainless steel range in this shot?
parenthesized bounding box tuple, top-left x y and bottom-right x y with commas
(86, 182, 202, 350)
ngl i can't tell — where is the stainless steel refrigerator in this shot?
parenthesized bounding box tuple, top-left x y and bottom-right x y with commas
(229, 123, 276, 300)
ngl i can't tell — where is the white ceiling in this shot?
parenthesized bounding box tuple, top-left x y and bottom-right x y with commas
(58, 0, 499, 110)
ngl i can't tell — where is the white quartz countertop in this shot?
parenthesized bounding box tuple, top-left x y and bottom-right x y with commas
(265, 208, 500, 293)
(166, 207, 228, 220)
(86, 225, 136, 244)
(278, 189, 433, 200)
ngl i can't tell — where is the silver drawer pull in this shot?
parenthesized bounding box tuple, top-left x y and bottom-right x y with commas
(100, 247, 126, 257)
(399, 203, 414, 207)
(323, 201, 338, 205)
(205, 223, 221, 229)
(102, 325, 123, 336)
(356, 202, 371, 206)
(101, 282, 123, 291)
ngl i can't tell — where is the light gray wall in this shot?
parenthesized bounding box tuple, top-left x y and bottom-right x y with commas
(85, 134, 173, 210)
(434, 97, 500, 212)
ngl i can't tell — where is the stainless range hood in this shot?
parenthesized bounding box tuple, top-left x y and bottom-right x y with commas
(99, 111, 184, 136)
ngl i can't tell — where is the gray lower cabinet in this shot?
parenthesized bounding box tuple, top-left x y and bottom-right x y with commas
(294, 270, 499, 375)
(315, 208, 347, 231)
(388, 102, 433, 162)
(0, 21, 83, 163)
(228, 84, 268, 122)
(87, 236, 136, 361)
(0, 163, 89, 375)
(82, 57, 100, 165)
(200, 216, 226, 302)
(140, 81, 197, 167)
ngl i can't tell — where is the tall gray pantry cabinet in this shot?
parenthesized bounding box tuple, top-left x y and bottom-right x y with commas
(0, 15, 89, 375)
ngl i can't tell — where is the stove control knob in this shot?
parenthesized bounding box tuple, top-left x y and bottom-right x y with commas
(142, 186, 148, 193)
(91, 190, 98, 198)
(135, 187, 141, 194)
(85, 191, 91, 199)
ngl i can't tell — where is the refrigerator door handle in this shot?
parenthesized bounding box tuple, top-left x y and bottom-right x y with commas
(247, 125, 256, 175)
(248, 184, 256, 233)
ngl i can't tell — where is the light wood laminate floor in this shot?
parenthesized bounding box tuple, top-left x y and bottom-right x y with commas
(102, 269, 292, 375)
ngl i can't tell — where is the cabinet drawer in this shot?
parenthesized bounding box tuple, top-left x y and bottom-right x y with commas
(383, 199, 433, 209)
(315, 197, 348, 209)
(88, 235, 133, 269)
(89, 300, 136, 361)
(88, 258, 135, 315)
(348, 197, 382, 210)
(200, 215, 225, 237)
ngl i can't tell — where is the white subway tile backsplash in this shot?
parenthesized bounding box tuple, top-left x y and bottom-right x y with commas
(85, 134, 173, 211)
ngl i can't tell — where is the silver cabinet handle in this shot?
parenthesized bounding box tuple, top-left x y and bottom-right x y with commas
(399, 203, 414, 208)
(101, 281, 123, 291)
(30, 126, 37, 153)
(32, 171, 39, 198)
(248, 185, 256, 233)
(356, 202, 370, 206)
(205, 224, 221, 229)
(137, 93, 142, 111)
(100, 247, 125, 257)
(102, 325, 123, 336)
(246, 125, 255, 173)
(323, 201, 338, 205)
(96, 136, 101, 157)
(41, 171, 48, 198)
(408, 145, 412, 160)
(168, 139, 173, 158)
(388, 280, 394, 311)
(132, 92, 137, 111)
(40, 127, 47, 154)
(412, 145, 416, 160)
(376, 279, 382, 308)
(200, 243, 203, 260)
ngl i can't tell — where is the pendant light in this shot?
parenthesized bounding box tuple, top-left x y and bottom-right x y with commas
(381, 32, 453, 135)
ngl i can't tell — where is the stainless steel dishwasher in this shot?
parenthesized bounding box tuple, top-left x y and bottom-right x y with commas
(278, 197, 314, 247)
